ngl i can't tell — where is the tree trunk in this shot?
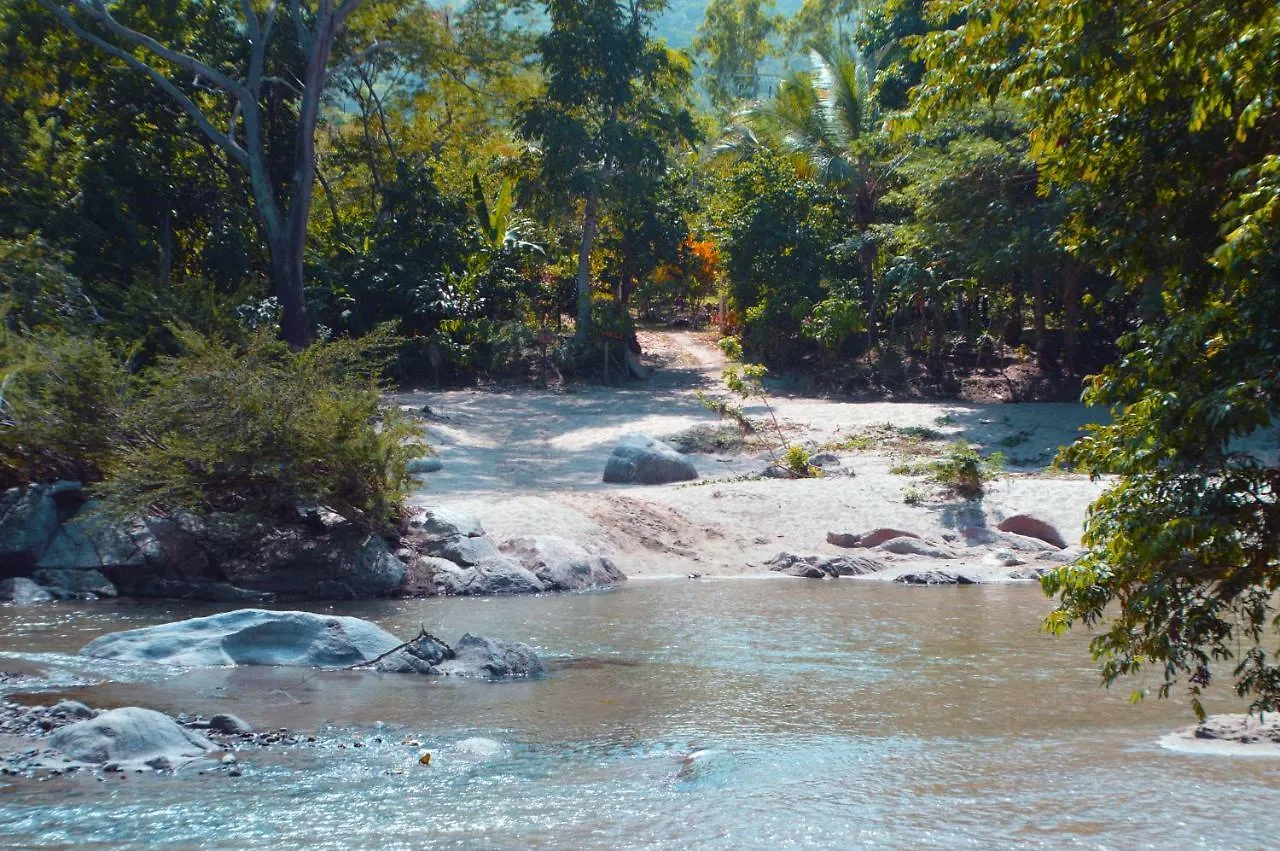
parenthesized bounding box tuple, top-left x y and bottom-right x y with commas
(1004, 271, 1024, 347)
(1063, 264, 1082, 372)
(1032, 265, 1047, 349)
(575, 190, 599, 344)
(270, 236, 310, 349)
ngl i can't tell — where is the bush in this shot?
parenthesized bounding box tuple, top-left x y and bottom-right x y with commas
(930, 441, 1004, 498)
(96, 327, 427, 533)
(0, 330, 131, 488)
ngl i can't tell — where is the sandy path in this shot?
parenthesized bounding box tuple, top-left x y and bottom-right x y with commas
(391, 331, 1112, 579)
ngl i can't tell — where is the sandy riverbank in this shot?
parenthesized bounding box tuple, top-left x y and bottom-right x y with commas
(391, 331, 1112, 582)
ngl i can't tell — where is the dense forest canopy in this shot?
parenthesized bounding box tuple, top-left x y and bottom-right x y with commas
(0, 0, 1277, 713)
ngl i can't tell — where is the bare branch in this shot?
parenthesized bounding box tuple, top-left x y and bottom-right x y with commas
(325, 40, 391, 84)
(34, 0, 248, 167)
(72, 0, 248, 99)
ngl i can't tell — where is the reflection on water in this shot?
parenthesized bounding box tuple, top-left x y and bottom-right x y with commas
(1, 579, 1279, 848)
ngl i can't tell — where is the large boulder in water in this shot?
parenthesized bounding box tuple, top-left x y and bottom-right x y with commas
(499, 536, 624, 591)
(0, 576, 54, 603)
(80, 609, 423, 669)
(433, 633, 544, 679)
(30, 568, 117, 599)
(79, 609, 542, 679)
(49, 707, 214, 767)
(603, 433, 698, 485)
(217, 524, 406, 600)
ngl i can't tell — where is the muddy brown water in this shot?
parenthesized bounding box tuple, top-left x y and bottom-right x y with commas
(1, 579, 1278, 848)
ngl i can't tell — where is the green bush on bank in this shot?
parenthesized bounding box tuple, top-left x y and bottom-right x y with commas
(0, 323, 426, 533)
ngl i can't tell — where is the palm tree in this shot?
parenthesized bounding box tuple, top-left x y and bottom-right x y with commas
(713, 43, 903, 345)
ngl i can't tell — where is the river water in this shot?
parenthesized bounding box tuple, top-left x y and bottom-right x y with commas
(1, 579, 1278, 849)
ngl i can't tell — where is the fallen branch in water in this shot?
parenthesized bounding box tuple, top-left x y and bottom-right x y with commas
(344, 626, 454, 670)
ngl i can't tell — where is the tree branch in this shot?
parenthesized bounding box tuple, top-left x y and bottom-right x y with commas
(34, 0, 249, 167)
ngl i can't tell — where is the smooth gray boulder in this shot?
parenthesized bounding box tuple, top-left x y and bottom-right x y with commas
(499, 536, 624, 591)
(767, 552, 885, 579)
(431, 533, 504, 567)
(603, 433, 698, 485)
(433, 633, 544, 679)
(876, 538, 957, 559)
(0, 484, 60, 571)
(30, 568, 117, 599)
(78, 609, 542, 679)
(0, 576, 54, 603)
(80, 609, 417, 669)
(50, 699, 95, 720)
(996, 514, 1068, 549)
(49, 707, 214, 767)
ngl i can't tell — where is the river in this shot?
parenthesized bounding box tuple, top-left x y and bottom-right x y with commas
(1, 579, 1278, 848)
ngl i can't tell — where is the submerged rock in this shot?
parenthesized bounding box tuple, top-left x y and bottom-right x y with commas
(894, 571, 976, 586)
(603, 433, 698, 485)
(48, 707, 214, 767)
(766, 552, 884, 579)
(406, 456, 444, 475)
(29, 568, 117, 600)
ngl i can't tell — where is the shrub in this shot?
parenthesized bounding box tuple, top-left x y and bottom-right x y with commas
(0, 330, 131, 487)
(930, 441, 1004, 498)
(99, 326, 427, 532)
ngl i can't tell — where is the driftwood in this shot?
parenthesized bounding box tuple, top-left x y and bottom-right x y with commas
(344, 626, 454, 670)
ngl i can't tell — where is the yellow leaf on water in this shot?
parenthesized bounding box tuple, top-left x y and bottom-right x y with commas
(418, 752, 432, 766)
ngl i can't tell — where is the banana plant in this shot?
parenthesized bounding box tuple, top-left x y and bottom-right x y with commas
(471, 174, 543, 255)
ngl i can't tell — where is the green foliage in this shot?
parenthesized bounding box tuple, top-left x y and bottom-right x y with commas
(693, 0, 782, 112)
(929, 441, 1002, 498)
(910, 0, 1280, 713)
(99, 327, 426, 532)
(0, 329, 130, 487)
(781, 442, 816, 477)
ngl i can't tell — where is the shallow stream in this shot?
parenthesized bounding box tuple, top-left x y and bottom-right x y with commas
(1, 580, 1278, 848)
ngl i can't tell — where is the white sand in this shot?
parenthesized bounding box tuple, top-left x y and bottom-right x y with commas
(393, 331, 1112, 580)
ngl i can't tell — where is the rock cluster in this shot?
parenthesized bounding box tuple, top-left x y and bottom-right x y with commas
(397, 509, 623, 597)
(0, 482, 621, 602)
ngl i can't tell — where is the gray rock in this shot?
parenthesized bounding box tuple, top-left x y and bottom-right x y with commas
(894, 571, 976, 585)
(30, 568, 117, 600)
(429, 533, 504, 567)
(35, 506, 144, 572)
(408, 508, 485, 540)
(1036, 545, 1088, 564)
(996, 514, 1068, 549)
(49, 707, 214, 766)
(220, 526, 406, 599)
(996, 531, 1060, 553)
(51, 699, 95, 719)
(876, 538, 957, 559)
(432, 633, 545, 679)
(406, 456, 443, 474)
(982, 548, 1024, 568)
(80, 609, 416, 668)
(809, 452, 841, 468)
(766, 552, 885, 579)
(1193, 714, 1280, 745)
(603, 433, 698, 485)
(0, 576, 54, 602)
(0, 485, 60, 571)
(207, 713, 254, 735)
(498, 536, 624, 591)
(825, 531, 861, 547)
(430, 557, 546, 596)
(1007, 566, 1052, 580)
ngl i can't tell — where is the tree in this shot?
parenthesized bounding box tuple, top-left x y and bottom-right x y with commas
(692, 0, 780, 113)
(517, 0, 697, 344)
(34, 0, 371, 347)
(913, 0, 1280, 716)
(721, 44, 901, 344)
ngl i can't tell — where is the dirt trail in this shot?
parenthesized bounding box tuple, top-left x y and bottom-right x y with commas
(392, 331, 1111, 579)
